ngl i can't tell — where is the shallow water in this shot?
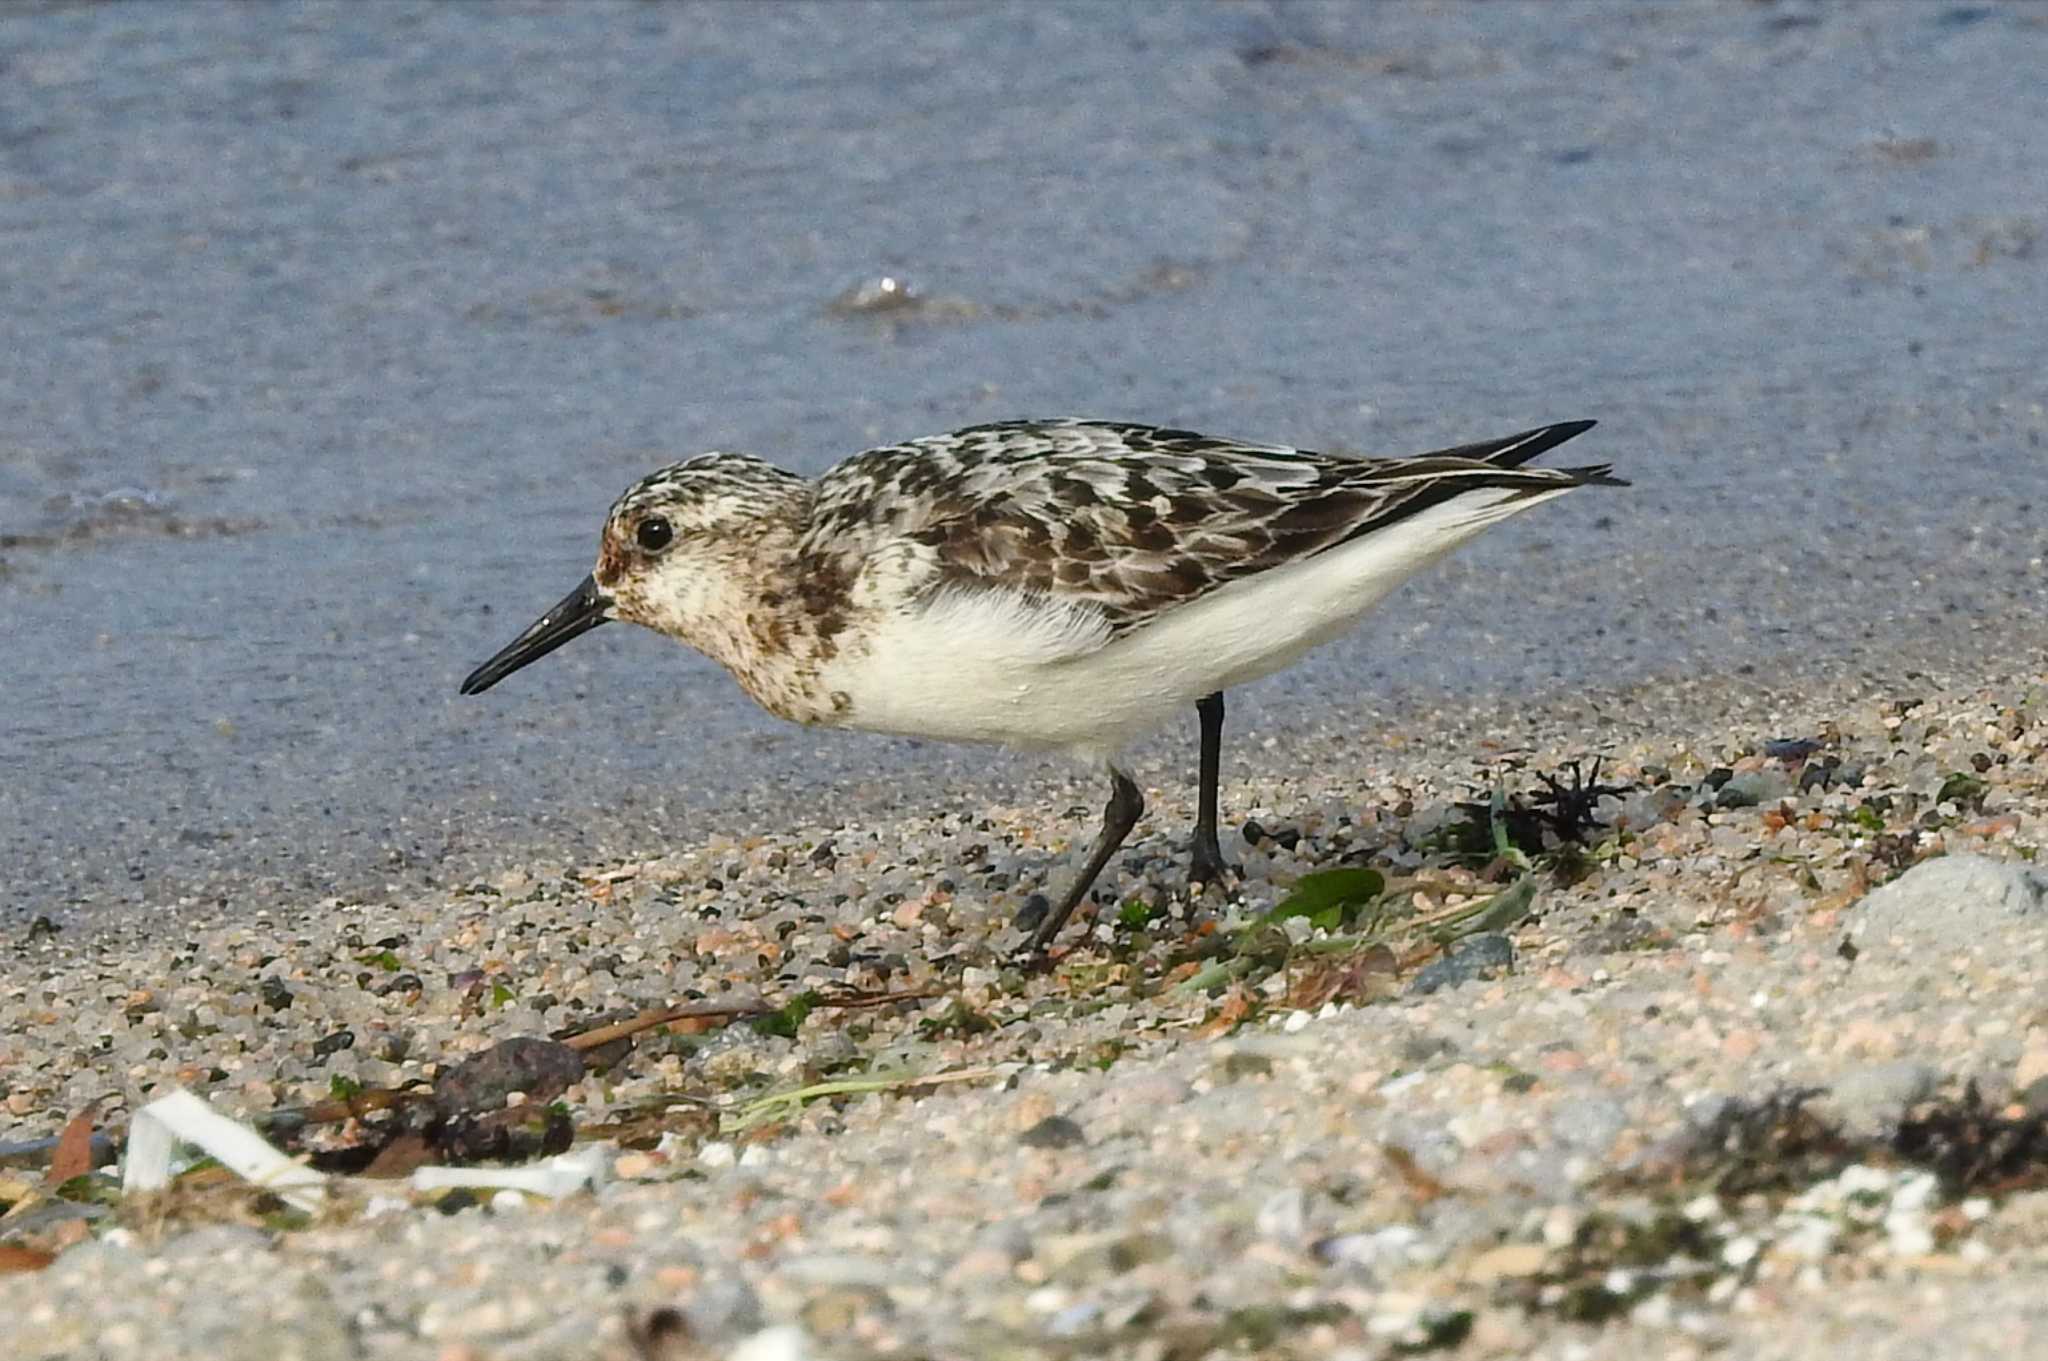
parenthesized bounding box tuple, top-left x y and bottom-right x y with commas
(3, 1, 2045, 923)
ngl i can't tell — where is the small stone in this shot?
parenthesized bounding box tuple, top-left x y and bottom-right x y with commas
(1018, 1115, 1087, 1150)
(1821, 1060, 1939, 1138)
(433, 1037, 585, 1115)
(1409, 934, 1515, 995)
(1850, 854, 2048, 949)
(1716, 769, 1790, 809)
(1013, 895, 1050, 932)
(1213, 1050, 1275, 1082)
(684, 1274, 765, 1342)
(311, 1029, 355, 1061)
(1465, 1242, 1548, 1283)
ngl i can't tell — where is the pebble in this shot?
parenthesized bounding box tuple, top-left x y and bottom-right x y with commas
(1408, 932, 1515, 995)
(1850, 854, 2048, 949)
(1820, 1060, 1940, 1138)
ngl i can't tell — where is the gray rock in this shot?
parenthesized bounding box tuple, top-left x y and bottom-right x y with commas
(1551, 1097, 1630, 1153)
(683, 1272, 764, 1342)
(1409, 934, 1515, 995)
(1849, 855, 2048, 949)
(1819, 1060, 1940, 1138)
(1716, 769, 1791, 809)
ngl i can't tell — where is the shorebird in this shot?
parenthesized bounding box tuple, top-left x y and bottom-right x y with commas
(461, 418, 1621, 951)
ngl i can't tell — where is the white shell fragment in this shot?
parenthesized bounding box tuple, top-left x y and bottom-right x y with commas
(409, 1143, 610, 1199)
(121, 1088, 327, 1214)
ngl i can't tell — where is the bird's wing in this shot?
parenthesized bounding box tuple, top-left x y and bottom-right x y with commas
(799, 418, 1613, 638)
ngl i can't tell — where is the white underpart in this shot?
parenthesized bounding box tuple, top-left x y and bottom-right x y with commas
(827, 484, 1572, 760)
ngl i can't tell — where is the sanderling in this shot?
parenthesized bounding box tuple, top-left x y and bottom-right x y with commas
(461, 418, 1622, 951)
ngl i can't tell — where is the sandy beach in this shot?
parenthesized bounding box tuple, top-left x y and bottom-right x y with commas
(11, 661, 2048, 1358)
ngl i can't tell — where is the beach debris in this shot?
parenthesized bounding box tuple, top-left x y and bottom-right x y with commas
(560, 986, 942, 1053)
(43, 1101, 102, 1186)
(410, 1143, 608, 1200)
(122, 1088, 327, 1214)
(0, 1242, 58, 1274)
(727, 1327, 818, 1361)
(828, 274, 921, 314)
(244, 990, 944, 1173)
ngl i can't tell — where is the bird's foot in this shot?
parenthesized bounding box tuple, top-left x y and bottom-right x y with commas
(1186, 843, 1241, 895)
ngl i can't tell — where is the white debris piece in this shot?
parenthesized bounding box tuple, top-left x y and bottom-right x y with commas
(409, 1143, 609, 1199)
(728, 1326, 817, 1361)
(122, 1088, 327, 1213)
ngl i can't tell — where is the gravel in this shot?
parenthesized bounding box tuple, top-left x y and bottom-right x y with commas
(9, 665, 2048, 1359)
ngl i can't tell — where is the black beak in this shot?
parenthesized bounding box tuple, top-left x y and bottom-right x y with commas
(460, 574, 612, 695)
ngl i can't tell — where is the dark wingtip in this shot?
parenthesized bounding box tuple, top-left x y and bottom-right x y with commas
(1561, 462, 1629, 488)
(1462, 418, 1599, 470)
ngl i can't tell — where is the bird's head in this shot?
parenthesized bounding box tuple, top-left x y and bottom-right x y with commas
(459, 453, 803, 695)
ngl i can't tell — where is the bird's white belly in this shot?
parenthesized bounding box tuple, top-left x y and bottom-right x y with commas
(826, 486, 1566, 757)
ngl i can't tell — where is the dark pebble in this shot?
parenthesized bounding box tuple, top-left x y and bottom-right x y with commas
(1241, 818, 1268, 845)
(258, 977, 294, 1011)
(1764, 737, 1823, 761)
(1013, 894, 1050, 932)
(311, 1029, 356, 1061)
(1703, 767, 1735, 791)
(1408, 934, 1516, 996)
(1017, 1114, 1088, 1149)
(376, 973, 424, 997)
(433, 1036, 585, 1115)
(1271, 827, 1301, 851)
(1398, 1034, 1459, 1064)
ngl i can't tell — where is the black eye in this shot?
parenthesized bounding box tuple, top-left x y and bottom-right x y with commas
(635, 516, 673, 552)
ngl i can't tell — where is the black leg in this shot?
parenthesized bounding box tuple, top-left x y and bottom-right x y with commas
(1189, 691, 1234, 889)
(1024, 766, 1144, 953)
